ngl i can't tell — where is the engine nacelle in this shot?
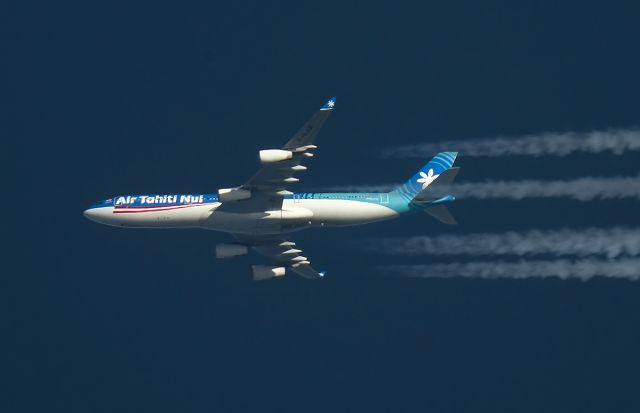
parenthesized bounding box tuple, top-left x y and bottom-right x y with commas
(259, 149, 293, 164)
(252, 265, 286, 281)
(218, 187, 251, 202)
(215, 244, 249, 258)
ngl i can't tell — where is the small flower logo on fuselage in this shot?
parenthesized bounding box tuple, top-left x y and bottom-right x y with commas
(417, 168, 438, 190)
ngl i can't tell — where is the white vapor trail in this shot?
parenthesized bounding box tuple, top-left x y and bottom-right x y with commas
(382, 128, 640, 158)
(382, 258, 640, 281)
(362, 227, 640, 259)
(320, 175, 640, 201)
(455, 176, 640, 201)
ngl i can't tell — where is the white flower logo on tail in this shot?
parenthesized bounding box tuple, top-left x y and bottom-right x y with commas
(417, 168, 439, 189)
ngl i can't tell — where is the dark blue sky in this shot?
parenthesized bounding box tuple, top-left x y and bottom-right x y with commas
(6, 2, 640, 412)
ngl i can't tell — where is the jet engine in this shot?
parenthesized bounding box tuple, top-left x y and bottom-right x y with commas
(259, 149, 293, 164)
(218, 187, 251, 202)
(215, 244, 249, 258)
(252, 265, 286, 281)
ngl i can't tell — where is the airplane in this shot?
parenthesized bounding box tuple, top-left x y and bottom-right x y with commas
(84, 97, 460, 280)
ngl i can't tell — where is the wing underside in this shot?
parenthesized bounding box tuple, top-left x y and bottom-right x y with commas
(235, 235, 325, 280)
(241, 97, 336, 201)
(222, 97, 336, 279)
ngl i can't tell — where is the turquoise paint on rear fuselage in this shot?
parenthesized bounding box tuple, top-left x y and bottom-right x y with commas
(286, 191, 449, 214)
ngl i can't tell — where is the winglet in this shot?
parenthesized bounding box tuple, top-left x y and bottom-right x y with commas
(319, 271, 326, 277)
(320, 96, 336, 111)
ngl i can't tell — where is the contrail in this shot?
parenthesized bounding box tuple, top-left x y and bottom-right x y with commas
(319, 175, 640, 201)
(455, 176, 640, 201)
(382, 258, 640, 281)
(382, 128, 640, 158)
(361, 227, 640, 259)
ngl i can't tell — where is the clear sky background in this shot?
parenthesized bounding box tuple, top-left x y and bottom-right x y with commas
(5, 1, 640, 412)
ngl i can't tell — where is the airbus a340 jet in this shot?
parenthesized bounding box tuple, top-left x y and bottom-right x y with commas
(84, 97, 460, 280)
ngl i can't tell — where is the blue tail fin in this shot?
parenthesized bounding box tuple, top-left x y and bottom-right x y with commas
(390, 152, 458, 202)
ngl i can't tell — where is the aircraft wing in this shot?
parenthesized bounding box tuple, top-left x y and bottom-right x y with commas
(241, 97, 336, 199)
(235, 235, 326, 280)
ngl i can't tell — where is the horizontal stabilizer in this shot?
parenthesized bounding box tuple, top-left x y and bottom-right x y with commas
(432, 166, 460, 187)
(425, 205, 457, 225)
(414, 167, 461, 202)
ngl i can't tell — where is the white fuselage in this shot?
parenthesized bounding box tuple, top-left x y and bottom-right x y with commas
(84, 196, 400, 235)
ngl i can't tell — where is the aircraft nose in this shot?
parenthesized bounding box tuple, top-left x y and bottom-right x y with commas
(83, 208, 100, 222)
(84, 204, 119, 226)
